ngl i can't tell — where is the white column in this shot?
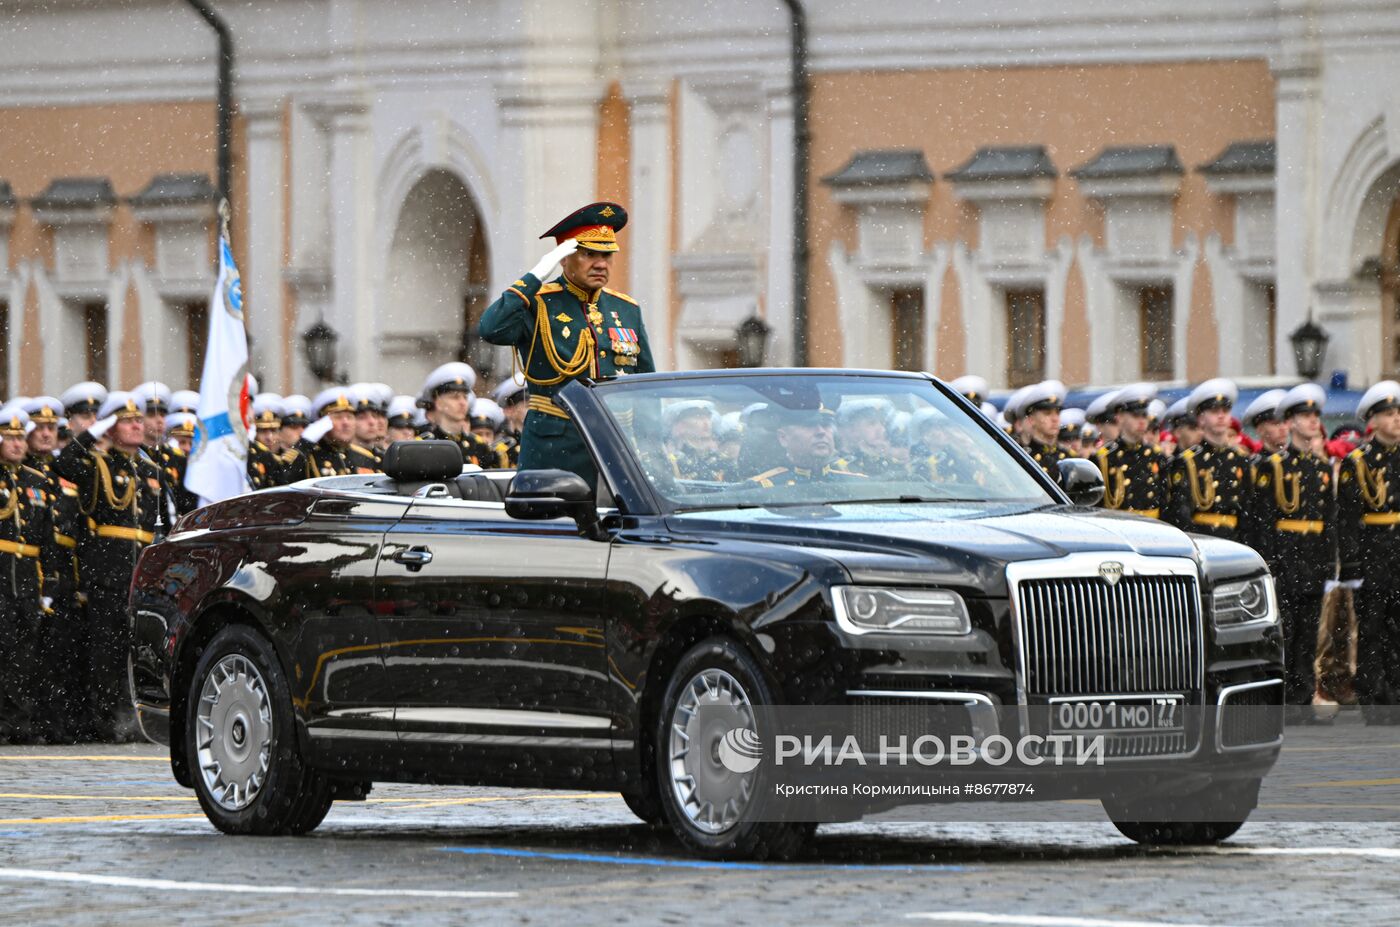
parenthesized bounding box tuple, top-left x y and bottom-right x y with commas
(1273, 52, 1322, 377)
(243, 99, 287, 391)
(623, 79, 674, 370)
(323, 93, 376, 382)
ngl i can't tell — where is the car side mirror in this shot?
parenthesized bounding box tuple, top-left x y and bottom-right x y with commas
(506, 469, 606, 539)
(1057, 458, 1105, 507)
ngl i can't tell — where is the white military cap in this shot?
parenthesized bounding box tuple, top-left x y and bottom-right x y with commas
(1241, 388, 1287, 427)
(347, 382, 386, 414)
(282, 395, 312, 426)
(21, 396, 63, 424)
(980, 401, 998, 419)
(1003, 386, 1034, 421)
(387, 395, 419, 427)
(420, 362, 477, 400)
(1059, 408, 1087, 429)
(662, 399, 715, 433)
(1186, 378, 1238, 415)
(1279, 382, 1326, 418)
(166, 412, 197, 438)
(491, 373, 527, 407)
(837, 397, 893, 425)
(131, 381, 173, 413)
(61, 381, 108, 416)
(950, 375, 990, 405)
(910, 407, 951, 437)
(170, 390, 200, 415)
(1021, 380, 1066, 415)
(1109, 382, 1156, 415)
(251, 393, 285, 428)
(1358, 380, 1400, 421)
(0, 405, 29, 437)
(1085, 389, 1119, 424)
(1147, 398, 1166, 423)
(312, 386, 355, 417)
(412, 406, 428, 428)
(469, 397, 505, 431)
(1165, 397, 1191, 425)
(98, 391, 144, 420)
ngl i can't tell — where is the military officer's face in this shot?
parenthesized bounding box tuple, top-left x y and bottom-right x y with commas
(68, 410, 96, 434)
(1198, 407, 1233, 443)
(27, 422, 57, 454)
(471, 423, 497, 443)
(843, 416, 890, 454)
(144, 411, 165, 444)
(1371, 407, 1400, 444)
(1027, 408, 1060, 445)
(281, 423, 305, 446)
(389, 425, 418, 443)
(777, 421, 836, 470)
(504, 401, 526, 432)
(257, 425, 282, 450)
(112, 416, 146, 451)
(1175, 423, 1203, 449)
(435, 390, 470, 426)
(1116, 409, 1149, 443)
(670, 413, 717, 454)
(0, 434, 25, 464)
(1255, 418, 1288, 450)
(561, 246, 614, 291)
(354, 410, 378, 443)
(1289, 410, 1322, 443)
(329, 410, 357, 445)
(173, 433, 193, 454)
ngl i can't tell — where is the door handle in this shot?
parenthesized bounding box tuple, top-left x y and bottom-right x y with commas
(392, 547, 433, 569)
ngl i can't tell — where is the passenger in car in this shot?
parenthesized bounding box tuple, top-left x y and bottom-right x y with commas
(657, 400, 728, 482)
(907, 409, 988, 487)
(748, 406, 866, 487)
(834, 398, 902, 477)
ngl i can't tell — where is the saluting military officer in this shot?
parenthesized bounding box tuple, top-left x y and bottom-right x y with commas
(1252, 384, 1336, 716)
(1165, 379, 1252, 544)
(416, 363, 498, 468)
(1338, 381, 1400, 723)
(298, 388, 382, 479)
(23, 396, 86, 741)
(478, 202, 655, 490)
(1020, 381, 1070, 484)
(55, 392, 161, 742)
(1094, 383, 1166, 518)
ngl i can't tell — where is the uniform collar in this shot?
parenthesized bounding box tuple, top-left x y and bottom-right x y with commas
(560, 275, 602, 306)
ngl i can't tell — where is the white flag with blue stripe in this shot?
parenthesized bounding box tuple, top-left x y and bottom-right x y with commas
(185, 232, 252, 505)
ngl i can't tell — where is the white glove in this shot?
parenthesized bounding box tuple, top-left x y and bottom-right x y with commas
(303, 416, 333, 444)
(529, 239, 578, 280)
(89, 415, 117, 439)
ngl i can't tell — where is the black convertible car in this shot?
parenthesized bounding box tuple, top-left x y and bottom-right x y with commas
(130, 369, 1284, 859)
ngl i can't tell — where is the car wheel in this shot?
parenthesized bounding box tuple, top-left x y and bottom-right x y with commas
(621, 788, 665, 828)
(654, 636, 813, 860)
(186, 624, 330, 836)
(1104, 778, 1259, 846)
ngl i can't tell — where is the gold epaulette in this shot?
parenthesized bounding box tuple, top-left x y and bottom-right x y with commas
(603, 287, 638, 306)
(21, 465, 46, 481)
(349, 443, 376, 457)
(539, 282, 564, 295)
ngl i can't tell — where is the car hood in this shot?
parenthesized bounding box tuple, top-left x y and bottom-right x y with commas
(667, 502, 1199, 594)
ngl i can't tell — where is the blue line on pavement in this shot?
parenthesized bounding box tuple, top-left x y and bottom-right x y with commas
(439, 846, 967, 872)
(0, 832, 31, 839)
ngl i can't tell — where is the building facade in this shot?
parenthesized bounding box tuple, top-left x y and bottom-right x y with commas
(1, 0, 1398, 397)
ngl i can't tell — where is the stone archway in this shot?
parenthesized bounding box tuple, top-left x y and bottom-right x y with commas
(382, 169, 490, 395)
(1381, 192, 1400, 379)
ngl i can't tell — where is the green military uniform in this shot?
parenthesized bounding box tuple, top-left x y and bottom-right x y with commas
(479, 202, 654, 489)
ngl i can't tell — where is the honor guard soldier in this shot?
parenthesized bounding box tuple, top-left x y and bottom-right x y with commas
(479, 201, 655, 489)
(1162, 397, 1199, 459)
(468, 398, 515, 469)
(950, 375, 989, 409)
(300, 388, 382, 478)
(1253, 384, 1336, 716)
(1059, 408, 1088, 457)
(281, 394, 313, 456)
(1166, 379, 1251, 543)
(56, 392, 160, 742)
(1021, 381, 1069, 483)
(170, 389, 199, 417)
(491, 376, 527, 441)
(0, 408, 54, 743)
(416, 363, 497, 468)
(350, 383, 392, 454)
(1242, 389, 1289, 456)
(60, 381, 107, 436)
(1001, 386, 1033, 446)
(248, 393, 287, 489)
(162, 412, 200, 517)
(1338, 381, 1400, 722)
(1086, 390, 1121, 447)
(1094, 383, 1166, 517)
(387, 395, 420, 444)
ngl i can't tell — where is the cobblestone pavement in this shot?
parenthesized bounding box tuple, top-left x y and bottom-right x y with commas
(0, 721, 1396, 927)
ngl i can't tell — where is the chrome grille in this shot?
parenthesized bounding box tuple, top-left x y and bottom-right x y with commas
(1016, 575, 1202, 697)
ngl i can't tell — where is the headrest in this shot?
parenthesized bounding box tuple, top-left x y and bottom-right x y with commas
(382, 439, 464, 483)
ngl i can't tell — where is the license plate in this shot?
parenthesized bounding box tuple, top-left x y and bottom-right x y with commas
(1048, 695, 1184, 734)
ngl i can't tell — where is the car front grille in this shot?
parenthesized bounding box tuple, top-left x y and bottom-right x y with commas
(1015, 575, 1202, 698)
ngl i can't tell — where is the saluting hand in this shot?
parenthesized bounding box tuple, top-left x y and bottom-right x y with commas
(530, 238, 579, 281)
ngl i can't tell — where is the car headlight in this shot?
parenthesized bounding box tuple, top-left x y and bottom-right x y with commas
(1211, 575, 1277, 628)
(832, 586, 972, 635)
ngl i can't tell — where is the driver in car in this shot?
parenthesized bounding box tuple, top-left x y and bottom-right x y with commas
(748, 406, 866, 487)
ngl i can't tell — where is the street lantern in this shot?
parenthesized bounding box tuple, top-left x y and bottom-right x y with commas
(736, 314, 772, 368)
(302, 320, 340, 383)
(1289, 316, 1329, 381)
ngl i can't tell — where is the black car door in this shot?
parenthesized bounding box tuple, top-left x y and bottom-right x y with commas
(375, 496, 615, 747)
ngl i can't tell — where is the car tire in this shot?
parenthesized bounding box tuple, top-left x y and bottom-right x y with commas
(621, 788, 665, 828)
(185, 624, 330, 836)
(654, 636, 813, 860)
(1104, 778, 1259, 846)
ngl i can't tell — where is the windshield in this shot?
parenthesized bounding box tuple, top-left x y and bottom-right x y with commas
(593, 373, 1053, 510)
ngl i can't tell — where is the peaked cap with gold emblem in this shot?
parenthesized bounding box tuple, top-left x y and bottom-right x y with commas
(540, 202, 627, 253)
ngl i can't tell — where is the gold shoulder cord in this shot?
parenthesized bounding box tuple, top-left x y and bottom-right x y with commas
(522, 293, 595, 386)
(1272, 455, 1301, 516)
(1097, 452, 1126, 509)
(94, 453, 136, 511)
(1183, 453, 1218, 511)
(1355, 455, 1389, 510)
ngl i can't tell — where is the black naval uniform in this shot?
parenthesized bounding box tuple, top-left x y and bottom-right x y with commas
(1165, 441, 1253, 544)
(1028, 441, 1070, 486)
(418, 424, 500, 470)
(27, 452, 86, 743)
(248, 438, 290, 489)
(153, 443, 199, 516)
(1338, 439, 1400, 718)
(0, 462, 53, 743)
(55, 431, 160, 741)
(1251, 446, 1336, 707)
(300, 436, 381, 479)
(1095, 439, 1167, 518)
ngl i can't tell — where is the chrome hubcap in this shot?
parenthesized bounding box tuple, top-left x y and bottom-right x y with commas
(196, 654, 273, 812)
(667, 668, 758, 835)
